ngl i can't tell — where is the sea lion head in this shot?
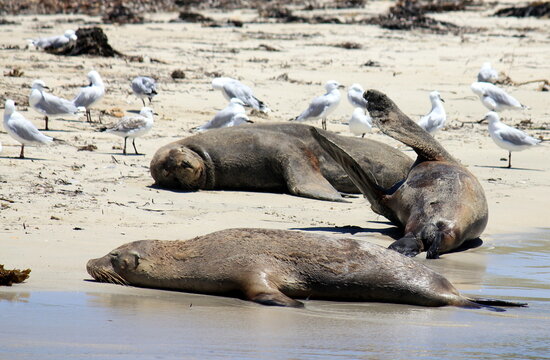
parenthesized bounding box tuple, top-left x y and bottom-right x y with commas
(150, 145, 206, 190)
(87, 240, 155, 286)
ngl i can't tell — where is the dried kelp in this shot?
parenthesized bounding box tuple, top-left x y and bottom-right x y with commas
(102, 4, 145, 24)
(494, 1, 550, 18)
(0, 265, 31, 286)
(45, 27, 124, 57)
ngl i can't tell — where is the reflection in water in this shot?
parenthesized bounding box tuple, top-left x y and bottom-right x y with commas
(0, 229, 549, 359)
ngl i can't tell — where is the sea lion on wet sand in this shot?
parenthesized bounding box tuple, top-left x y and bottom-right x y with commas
(87, 228, 525, 310)
(149, 123, 413, 202)
(312, 90, 489, 259)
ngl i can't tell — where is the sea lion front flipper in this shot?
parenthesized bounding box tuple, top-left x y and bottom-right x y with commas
(388, 232, 424, 257)
(364, 89, 456, 164)
(281, 149, 348, 203)
(242, 270, 304, 307)
(310, 128, 396, 219)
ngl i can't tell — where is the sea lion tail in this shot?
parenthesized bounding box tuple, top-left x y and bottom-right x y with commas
(458, 297, 528, 312)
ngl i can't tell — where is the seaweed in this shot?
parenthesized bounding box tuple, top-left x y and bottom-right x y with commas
(494, 1, 550, 18)
(45, 27, 124, 57)
(0, 265, 31, 286)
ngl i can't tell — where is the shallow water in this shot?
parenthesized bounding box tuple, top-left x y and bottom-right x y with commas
(1, 230, 549, 360)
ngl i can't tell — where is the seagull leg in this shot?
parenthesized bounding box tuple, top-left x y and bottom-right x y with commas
(86, 109, 91, 123)
(141, 98, 146, 107)
(361, 133, 365, 138)
(507, 151, 512, 168)
(44, 116, 49, 131)
(132, 138, 139, 155)
(19, 145, 25, 159)
(322, 118, 327, 130)
(123, 137, 127, 155)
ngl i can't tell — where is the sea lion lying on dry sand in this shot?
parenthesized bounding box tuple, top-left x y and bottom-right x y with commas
(87, 228, 525, 310)
(150, 123, 412, 202)
(312, 90, 489, 259)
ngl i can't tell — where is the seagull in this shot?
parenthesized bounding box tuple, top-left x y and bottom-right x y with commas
(131, 76, 157, 106)
(72, 70, 105, 123)
(485, 111, 541, 168)
(418, 91, 446, 134)
(29, 79, 78, 130)
(101, 107, 156, 155)
(29, 29, 77, 49)
(477, 62, 499, 83)
(471, 82, 526, 112)
(193, 98, 251, 132)
(347, 83, 368, 109)
(349, 108, 372, 138)
(3, 99, 53, 159)
(211, 77, 271, 113)
(292, 80, 344, 130)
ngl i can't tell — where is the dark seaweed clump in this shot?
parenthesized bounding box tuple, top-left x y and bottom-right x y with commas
(494, 1, 550, 18)
(0, 265, 31, 286)
(46, 27, 124, 57)
(370, 0, 462, 34)
(102, 4, 145, 24)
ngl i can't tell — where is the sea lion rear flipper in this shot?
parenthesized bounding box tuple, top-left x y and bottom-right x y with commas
(310, 128, 393, 216)
(242, 271, 304, 307)
(364, 89, 455, 163)
(250, 292, 305, 308)
(282, 149, 349, 203)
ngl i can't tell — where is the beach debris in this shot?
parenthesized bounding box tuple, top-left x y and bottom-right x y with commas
(333, 41, 362, 49)
(102, 4, 144, 24)
(171, 69, 186, 80)
(370, 0, 462, 34)
(3, 68, 24, 77)
(176, 11, 214, 23)
(45, 27, 123, 57)
(494, 2, 550, 18)
(0, 265, 31, 286)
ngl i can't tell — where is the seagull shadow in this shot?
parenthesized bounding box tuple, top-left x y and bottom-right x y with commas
(474, 164, 543, 171)
(0, 155, 49, 161)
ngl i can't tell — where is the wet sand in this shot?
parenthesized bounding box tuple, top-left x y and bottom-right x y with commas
(1, 3, 550, 358)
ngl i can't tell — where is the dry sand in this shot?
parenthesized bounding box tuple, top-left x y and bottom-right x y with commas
(0, 3, 549, 295)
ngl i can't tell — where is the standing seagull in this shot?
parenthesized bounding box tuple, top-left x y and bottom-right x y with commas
(471, 82, 526, 112)
(211, 77, 271, 113)
(131, 76, 157, 106)
(347, 83, 368, 109)
(477, 62, 499, 83)
(349, 108, 372, 138)
(101, 107, 155, 155)
(73, 70, 105, 123)
(29, 29, 77, 49)
(3, 99, 53, 159)
(193, 98, 251, 132)
(485, 111, 540, 168)
(29, 79, 78, 130)
(292, 80, 344, 130)
(418, 91, 446, 134)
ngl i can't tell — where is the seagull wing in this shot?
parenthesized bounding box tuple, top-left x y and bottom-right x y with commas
(296, 95, 330, 121)
(8, 113, 52, 143)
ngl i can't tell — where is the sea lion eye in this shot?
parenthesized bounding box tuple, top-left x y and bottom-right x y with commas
(109, 251, 119, 258)
(181, 161, 193, 169)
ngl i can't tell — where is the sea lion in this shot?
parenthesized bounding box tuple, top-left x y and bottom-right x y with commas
(312, 90, 489, 259)
(87, 228, 524, 310)
(150, 123, 413, 202)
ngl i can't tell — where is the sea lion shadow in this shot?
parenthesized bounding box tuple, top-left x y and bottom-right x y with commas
(291, 222, 402, 238)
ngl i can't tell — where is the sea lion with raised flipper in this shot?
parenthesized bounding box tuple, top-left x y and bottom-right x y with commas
(312, 90, 489, 259)
(150, 123, 413, 202)
(87, 228, 525, 310)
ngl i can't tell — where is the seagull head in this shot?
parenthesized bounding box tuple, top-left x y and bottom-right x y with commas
(140, 107, 157, 117)
(349, 83, 365, 93)
(325, 80, 344, 92)
(484, 111, 500, 124)
(64, 29, 77, 41)
(211, 77, 232, 90)
(87, 70, 103, 86)
(4, 99, 16, 114)
(31, 79, 50, 91)
(429, 90, 444, 103)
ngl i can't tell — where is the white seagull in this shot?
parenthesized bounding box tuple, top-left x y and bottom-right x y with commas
(101, 107, 156, 155)
(3, 99, 53, 159)
(73, 70, 105, 123)
(29, 29, 77, 49)
(292, 80, 344, 130)
(477, 62, 499, 83)
(193, 98, 251, 132)
(131, 76, 157, 106)
(29, 79, 78, 130)
(347, 83, 368, 109)
(485, 111, 541, 168)
(349, 108, 372, 138)
(418, 91, 446, 134)
(211, 77, 271, 113)
(471, 82, 526, 112)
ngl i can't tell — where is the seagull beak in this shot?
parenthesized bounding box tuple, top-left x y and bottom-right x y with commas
(477, 117, 487, 124)
(154, 112, 159, 116)
(44, 86, 51, 90)
(440, 97, 445, 103)
(338, 84, 345, 89)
